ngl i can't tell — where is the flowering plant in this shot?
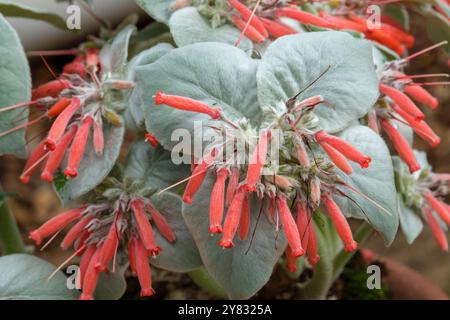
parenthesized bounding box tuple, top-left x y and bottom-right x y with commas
(0, 0, 448, 300)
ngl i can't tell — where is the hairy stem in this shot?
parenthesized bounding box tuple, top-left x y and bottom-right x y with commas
(0, 189, 26, 255)
(188, 267, 228, 299)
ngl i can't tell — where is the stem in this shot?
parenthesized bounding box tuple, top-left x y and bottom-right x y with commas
(188, 267, 228, 299)
(0, 190, 26, 255)
(332, 222, 373, 282)
(297, 226, 333, 300)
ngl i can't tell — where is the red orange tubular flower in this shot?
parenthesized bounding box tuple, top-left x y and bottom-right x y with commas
(29, 187, 175, 300)
(275, 7, 335, 29)
(219, 187, 247, 248)
(227, 0, 268, 39)
(244, 130, 271, 192)
(277, 195, 305, 257)
(154, 91, 221, 119)
(322, 194, 358, 252)
(209, 168, 229, 234)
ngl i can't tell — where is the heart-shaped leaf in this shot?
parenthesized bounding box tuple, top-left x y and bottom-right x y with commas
(257, 31, 380, 133)
(0, 14, 31, 158)
(182, 174, 286, 299)
(58, 123, 125, 205)
(0, 0, 67, 29)
(169, 7, 252, 51)
(0, 254, 78, 300)
(333, 125, 399, 245)
(135, 42, 260, 153)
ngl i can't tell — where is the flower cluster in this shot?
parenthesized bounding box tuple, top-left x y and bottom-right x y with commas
(0, 47, 132, 184)
(153, 88, 374, 269)
(28, 178, 174, 300)
(368, 42, 448, 173)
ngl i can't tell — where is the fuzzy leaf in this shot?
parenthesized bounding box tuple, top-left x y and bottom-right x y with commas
(151, 192, 202, 272)
(135, 42, 260, 153)
(0, 0, 67, 29)
(93, 253, 128, 300)
(333, 126, 399, 245)
(126, 43, 174, 130)
(182, 174, 286, 299)
(136, 0, 174, 24)
(124, 140, 190, 190)
(397, 195, 423, 244)
(169, 7, 252, 51)
(0, 14, 30, 158)
(100, 25, 137, 77)
(257, 31, 380, 133)
(58, 124, 125, 204)
(0, 254, 78, 300)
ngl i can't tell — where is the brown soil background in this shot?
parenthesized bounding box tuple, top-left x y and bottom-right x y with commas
(0, 12, 449, 298)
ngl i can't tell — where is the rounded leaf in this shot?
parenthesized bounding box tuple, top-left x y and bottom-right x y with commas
(257, 31, 380, 133)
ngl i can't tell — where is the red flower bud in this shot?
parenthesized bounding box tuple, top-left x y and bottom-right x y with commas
(145, 133, 159, 148)
(424, 208, 449, 252)
(259, 17, 297, 38)
(238, 192, 251, 241)
(61, 216, 93, 250)
(79, 245, 96, 288)
(32, 79, 71, 100)
(63, 61, 87, 78)
(131, 198, 161, 255)
(423, 191, 450, 226)
(134, 237, 156, 297)
(20, 139, 48, 184)
(47, 98, 72, 118)
(95, 215, 120, 272)
(319, 142, 353, 174)
(93, 119, 104, 156)
(229, 15, 266, 43)
(146, 204, 176, 242)
(79, 249, 101, 300)
(226, 166, 240, 207)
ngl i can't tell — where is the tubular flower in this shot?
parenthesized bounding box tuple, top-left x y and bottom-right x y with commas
(29, 183, 175, 300)
(423, 191, 450, 226)
(404, 85, 439, 110)
(315, 130, 371, 169)
(227, 0, 268, 39)
(209, 168, 229, 234)
(322, 194, 358, 252)
(219, 187, 247, 248)
(182, 148, 218, 204)
(64, 115, 94, 178)
(390, 104, 441, 147)
(380, 119, 421, 173)
(0, 45, 129, 185)
(145, 133, 159, 148)
(238, 192, 251, 241)
(424, 208, 449, 252)
(259, 17, 297, 38)
(229, 15, 267, 43)
(276, 194, 304, 257)
(275, 7, 335, 29)
(154, 91, 221, 119)
(244, 130, 272, 192)
(380, 84, 425, 121)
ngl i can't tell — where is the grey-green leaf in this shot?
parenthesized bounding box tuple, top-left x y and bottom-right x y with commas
(0, 0, 67, 29)
(58, 123, 125, 205)
(124, 140, 190, 190)
(397, 195, 423, 244)
(135, 42, 260, 152)
(169, 7, 252, 51)
(182, 174, 286, 299)
(0, 14, 30, 158)
(257, 31, 380, 133)
(151, 192, 202, 272)
(0, 254, 78, 300)
(136, 0, 174, 24)
(333, 125, 399, 245)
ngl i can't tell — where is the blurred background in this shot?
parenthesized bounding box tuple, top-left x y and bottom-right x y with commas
(0, 0, 449, 297)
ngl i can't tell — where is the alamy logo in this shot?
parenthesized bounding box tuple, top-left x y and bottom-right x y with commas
(66, 265, 81, 290)
(366, 264, 381, 290)
(66, 5, 81, 30)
